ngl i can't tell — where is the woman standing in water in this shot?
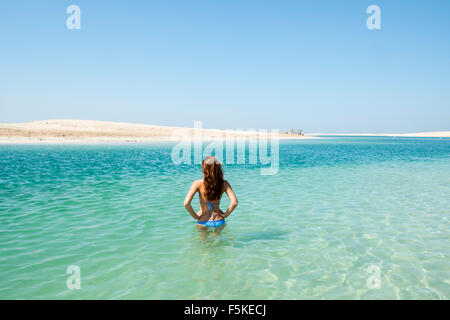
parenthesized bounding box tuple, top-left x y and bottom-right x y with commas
(184, 156, 238, 235)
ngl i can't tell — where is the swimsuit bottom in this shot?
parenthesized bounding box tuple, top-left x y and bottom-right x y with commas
(197, 219, 226, 228)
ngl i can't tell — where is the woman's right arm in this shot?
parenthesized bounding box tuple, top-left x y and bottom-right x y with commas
(220, 181, 238, 218)
(184, 180, 201, 220)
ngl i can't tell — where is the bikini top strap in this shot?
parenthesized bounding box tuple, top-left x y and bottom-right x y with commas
(200, 200, 216, 220)
(208, 202, 214, 220)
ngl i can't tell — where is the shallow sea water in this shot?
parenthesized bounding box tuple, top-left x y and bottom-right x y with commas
(0, 137, 449, 299)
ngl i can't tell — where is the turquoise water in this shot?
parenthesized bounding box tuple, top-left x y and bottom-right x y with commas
(0, 137, 449, 299)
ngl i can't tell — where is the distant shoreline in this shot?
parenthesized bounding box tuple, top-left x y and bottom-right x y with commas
(0, 120, 448, 144)
(309, 132, 450, 138)
(0, 120, 314, 144)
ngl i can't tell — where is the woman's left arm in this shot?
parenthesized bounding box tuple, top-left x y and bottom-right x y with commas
(219, 181, 238, 218)
(184, 180, 201, 220)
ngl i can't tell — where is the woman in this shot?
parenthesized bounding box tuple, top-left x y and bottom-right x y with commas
(184, 156, 238, 233)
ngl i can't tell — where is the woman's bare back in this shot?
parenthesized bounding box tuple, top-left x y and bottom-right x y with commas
(197, 180, 226, 222)
(184, 175, 238, 225)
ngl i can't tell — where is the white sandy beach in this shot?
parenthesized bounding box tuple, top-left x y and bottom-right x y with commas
(0, 120, 311, 144)
(1, 120, 448, 144)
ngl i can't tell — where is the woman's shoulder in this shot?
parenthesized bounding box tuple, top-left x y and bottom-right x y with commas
(193, 179, 203, 187)
(222, 180, 231, 189)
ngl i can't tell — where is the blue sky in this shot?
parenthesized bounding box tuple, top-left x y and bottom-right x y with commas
(1, 0, 449, 133)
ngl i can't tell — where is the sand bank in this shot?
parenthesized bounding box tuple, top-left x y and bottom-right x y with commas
(0, 120, 312, 144)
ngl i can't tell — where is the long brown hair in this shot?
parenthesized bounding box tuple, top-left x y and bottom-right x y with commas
(202, 156, 224, 201)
